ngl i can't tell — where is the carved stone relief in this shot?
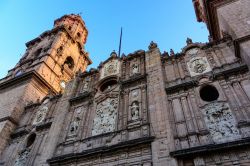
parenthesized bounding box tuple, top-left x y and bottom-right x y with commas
(100, 59, 120, 79)
(92, 98, 118, 136)
(81, 78, 90, 93)
(68, 107, 83, 136)
(14, 149, 30, 166)
(32, 106, 48, 125)
(201, 102, 241, 143)
(187, 57, 212, 77)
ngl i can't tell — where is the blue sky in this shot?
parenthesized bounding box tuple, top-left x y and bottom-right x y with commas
(0, 0, 209, 78)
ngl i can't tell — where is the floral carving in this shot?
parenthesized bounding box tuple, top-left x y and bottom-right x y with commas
(92, 98, 118, 136)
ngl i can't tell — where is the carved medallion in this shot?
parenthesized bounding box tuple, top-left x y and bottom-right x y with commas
(131, 63, 139, 75)
(92, 98, 118, 136)
(201, 102, 241, 143)
(187, 57, 211, 76)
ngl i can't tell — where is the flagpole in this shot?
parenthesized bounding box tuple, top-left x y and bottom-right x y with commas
(118, 27, 122, 57)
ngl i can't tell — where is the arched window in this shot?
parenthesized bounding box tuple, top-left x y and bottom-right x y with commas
(26, 133, 36, 148)
(64, 56, 75, 70)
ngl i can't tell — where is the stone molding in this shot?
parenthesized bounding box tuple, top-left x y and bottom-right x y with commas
(47, 136, 154, 165)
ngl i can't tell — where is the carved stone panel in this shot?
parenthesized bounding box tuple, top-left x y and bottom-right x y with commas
(187, 57, 211, 77)
(32, 106, 48, 125)
(92, 98, 118, 136)
(201, 102, 241, 143)
(100, 59, 120, 79)
(14, 149, 30, 166)
(68, 107, 84, 137)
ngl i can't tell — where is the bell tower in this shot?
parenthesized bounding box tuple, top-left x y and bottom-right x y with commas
(0, 14, 92, 154)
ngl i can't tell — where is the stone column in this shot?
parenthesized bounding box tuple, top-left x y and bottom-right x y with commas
(145, 44, 177, 166)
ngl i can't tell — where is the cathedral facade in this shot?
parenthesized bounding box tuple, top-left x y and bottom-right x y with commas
(1, 0, 250, 165)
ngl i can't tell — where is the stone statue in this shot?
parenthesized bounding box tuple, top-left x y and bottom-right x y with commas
(69, 117, 80, 136)
(132, 64, 139, 75)
(131, 102, 140, 121)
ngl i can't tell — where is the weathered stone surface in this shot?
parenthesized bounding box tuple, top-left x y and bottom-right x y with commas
(1, 2, 250, 166)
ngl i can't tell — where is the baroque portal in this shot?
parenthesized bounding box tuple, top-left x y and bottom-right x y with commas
(92, 98, 118, 136)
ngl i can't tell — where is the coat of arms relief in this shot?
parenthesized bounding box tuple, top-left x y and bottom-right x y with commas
(92, 97, 119, 136)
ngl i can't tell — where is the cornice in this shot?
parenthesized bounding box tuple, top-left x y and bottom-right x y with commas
(0, 70, 57, 94)
(165, 62, 248, 93)
(170, 137, 250, 158)
(47, 136, 154, 165)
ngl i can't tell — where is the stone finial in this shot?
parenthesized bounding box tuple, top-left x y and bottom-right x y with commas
(162, 51, 169, 57)
(170, 49, 175, 56)
(110, 50, 117, 57)
(148, 41, 158, 50)
(186, 37, 193, 45)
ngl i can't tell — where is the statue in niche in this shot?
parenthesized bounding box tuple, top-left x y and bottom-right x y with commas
(92, 98, 118, 136)
(201, 102, 241, 143)
(14, 149, 30, 166)
(33, 106, 48, 125)
(68, 117, 80, 136)
(132, 63, 139, 75)
(131, 101, 140, 121)
(81, 81, 89, 93)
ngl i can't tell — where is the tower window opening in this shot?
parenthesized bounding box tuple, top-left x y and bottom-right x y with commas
(200, 85, 219, 102)
(26, 133, 36, 148)
(64, 56, 75, 70)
